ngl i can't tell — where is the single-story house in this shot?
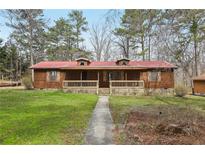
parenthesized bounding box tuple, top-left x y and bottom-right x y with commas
(192, 74, 205, 95)
(30, 58, 177, 95)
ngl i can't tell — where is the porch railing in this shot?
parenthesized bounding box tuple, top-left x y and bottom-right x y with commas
(109, 80, 144, 95)
(110, 80, 144, 88)
(110, 80, 144, 95)
(63, 80, 99, 94)
(63, 80, 144, 95)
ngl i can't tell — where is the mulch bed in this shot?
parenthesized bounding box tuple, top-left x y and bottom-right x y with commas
(114, 106, 205, 144)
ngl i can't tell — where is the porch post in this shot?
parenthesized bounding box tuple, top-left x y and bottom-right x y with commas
(80, 71, 82, 87)
(110, 71, 112, 95)
(97, 71, 99, 95)
(110, 80, 112, 95)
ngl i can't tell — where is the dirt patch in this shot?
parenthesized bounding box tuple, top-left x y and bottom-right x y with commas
(114, 106, 205, 144)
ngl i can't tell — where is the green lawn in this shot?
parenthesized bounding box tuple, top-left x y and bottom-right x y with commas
(110, 95, 205, 125)
(0, 90, 98, 144)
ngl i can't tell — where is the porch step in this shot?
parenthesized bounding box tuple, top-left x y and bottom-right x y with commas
(98, 88, 110, 95)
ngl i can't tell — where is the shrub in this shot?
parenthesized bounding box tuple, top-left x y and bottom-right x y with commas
(174, 85, 188, 97)
(22, 75, 33, 90)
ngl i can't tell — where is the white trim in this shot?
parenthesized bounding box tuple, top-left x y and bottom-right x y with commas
(31, 69, 34, 82)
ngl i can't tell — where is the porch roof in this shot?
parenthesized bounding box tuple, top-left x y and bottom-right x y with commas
(30, 60, 177, 70)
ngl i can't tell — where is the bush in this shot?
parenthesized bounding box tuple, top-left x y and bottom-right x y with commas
(22, 75, 33, 90)
(174, 85, 188, 97)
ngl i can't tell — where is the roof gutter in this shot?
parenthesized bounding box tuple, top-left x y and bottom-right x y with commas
(30, 67, 177, 70)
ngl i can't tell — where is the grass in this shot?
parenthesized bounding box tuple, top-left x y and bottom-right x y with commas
(110, 95, 205, 125)
(0, 90, 98, 144)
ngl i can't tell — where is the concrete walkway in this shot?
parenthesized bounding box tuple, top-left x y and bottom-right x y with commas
(85, 96, 113, 144)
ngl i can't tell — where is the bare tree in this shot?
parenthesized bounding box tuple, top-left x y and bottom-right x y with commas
(89, 23, 113, 61)
(113, 33, 132, 59)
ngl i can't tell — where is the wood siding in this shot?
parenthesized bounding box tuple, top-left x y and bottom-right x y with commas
(193, 80, 205, 94)
(140, 69, 174, 89)
(33, 70, 46, 88)
(33, 69, 175, 89)
(33, 70, 64, 89)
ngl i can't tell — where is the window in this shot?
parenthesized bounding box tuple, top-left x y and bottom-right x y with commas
(80, 61, 85, 66)
(148, 71, 161, 81)
(49, 71, 57, 81)
(122, 61, 127, 65)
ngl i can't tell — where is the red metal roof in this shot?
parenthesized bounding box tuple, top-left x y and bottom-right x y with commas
(30, 60, 177, 69)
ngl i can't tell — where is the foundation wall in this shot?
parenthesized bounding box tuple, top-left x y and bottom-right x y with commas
(63, 87, 174, 96)
(63, 88, 98, 94)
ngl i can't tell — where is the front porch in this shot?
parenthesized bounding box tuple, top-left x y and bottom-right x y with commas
(62, 70, 145, 95)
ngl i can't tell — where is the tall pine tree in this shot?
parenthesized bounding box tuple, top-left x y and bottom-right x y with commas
(5, 9, 47, 67)
(68, 10, 88, 49)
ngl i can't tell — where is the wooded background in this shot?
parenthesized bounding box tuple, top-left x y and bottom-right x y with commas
(0, 9, 205, 87)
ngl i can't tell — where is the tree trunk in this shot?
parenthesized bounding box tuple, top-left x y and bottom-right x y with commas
(15, 56, 18, 81)
(141, 35, 145, 61)
(148, 35, 151, 61)
(10, 54, 13, 80)
(28, 19, 34, 82)
(192, 17, 198, 77)
(194, 36, 198, 76)
(97, 51, 101, 61)
(126, 37, 130, 59)
(77, 29, 79, 49)
(19, 55, 22, 80)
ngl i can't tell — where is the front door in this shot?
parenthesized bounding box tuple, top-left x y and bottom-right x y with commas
(82, 71, 87, 80)
(99, 71, 109, 88)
